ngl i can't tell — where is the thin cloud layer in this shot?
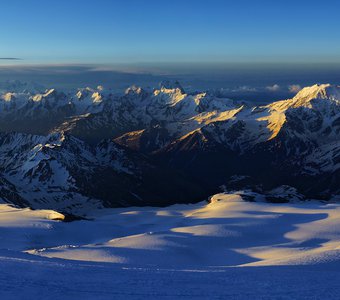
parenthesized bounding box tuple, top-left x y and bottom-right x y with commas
(266, 84, 280, 91)
(288, 84, 302, 93)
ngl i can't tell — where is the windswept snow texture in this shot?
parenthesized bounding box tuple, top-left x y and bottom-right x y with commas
(1, 194, 340, 299)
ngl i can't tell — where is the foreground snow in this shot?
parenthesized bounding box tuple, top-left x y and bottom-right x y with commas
(1, 194, 340, 299)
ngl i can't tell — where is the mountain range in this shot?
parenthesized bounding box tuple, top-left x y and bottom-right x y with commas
(0, 80, 338, 214)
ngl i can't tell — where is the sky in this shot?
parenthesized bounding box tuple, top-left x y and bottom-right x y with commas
(1, 0, 340, 65)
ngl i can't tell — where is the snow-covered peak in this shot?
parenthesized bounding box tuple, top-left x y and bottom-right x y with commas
(0, 80, 45, 94)
(158, 80, 185, 94)
(125, 85, 144, 95)
(45, 88, 58, 97)
(91, 92, 102, 103)
(292, 84, 340, 106)
(1, 92, 16, 102)
(76, 86, 106, 98)
(31, 88, 62, 102)
(75, 87, 104, 111)
(76, 87, 92, 99)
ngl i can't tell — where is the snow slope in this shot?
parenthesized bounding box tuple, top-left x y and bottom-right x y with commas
(25, 194, 340, 267)
(1, 194, 340, 299)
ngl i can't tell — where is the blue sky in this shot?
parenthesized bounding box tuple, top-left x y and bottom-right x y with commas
(1, 0, 340, 65)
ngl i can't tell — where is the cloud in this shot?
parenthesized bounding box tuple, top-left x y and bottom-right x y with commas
(266, 84, 280, 91)
(231, 86, 257, 92)
(0, 58, 21, 60)
(288, 84, 302, 93)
